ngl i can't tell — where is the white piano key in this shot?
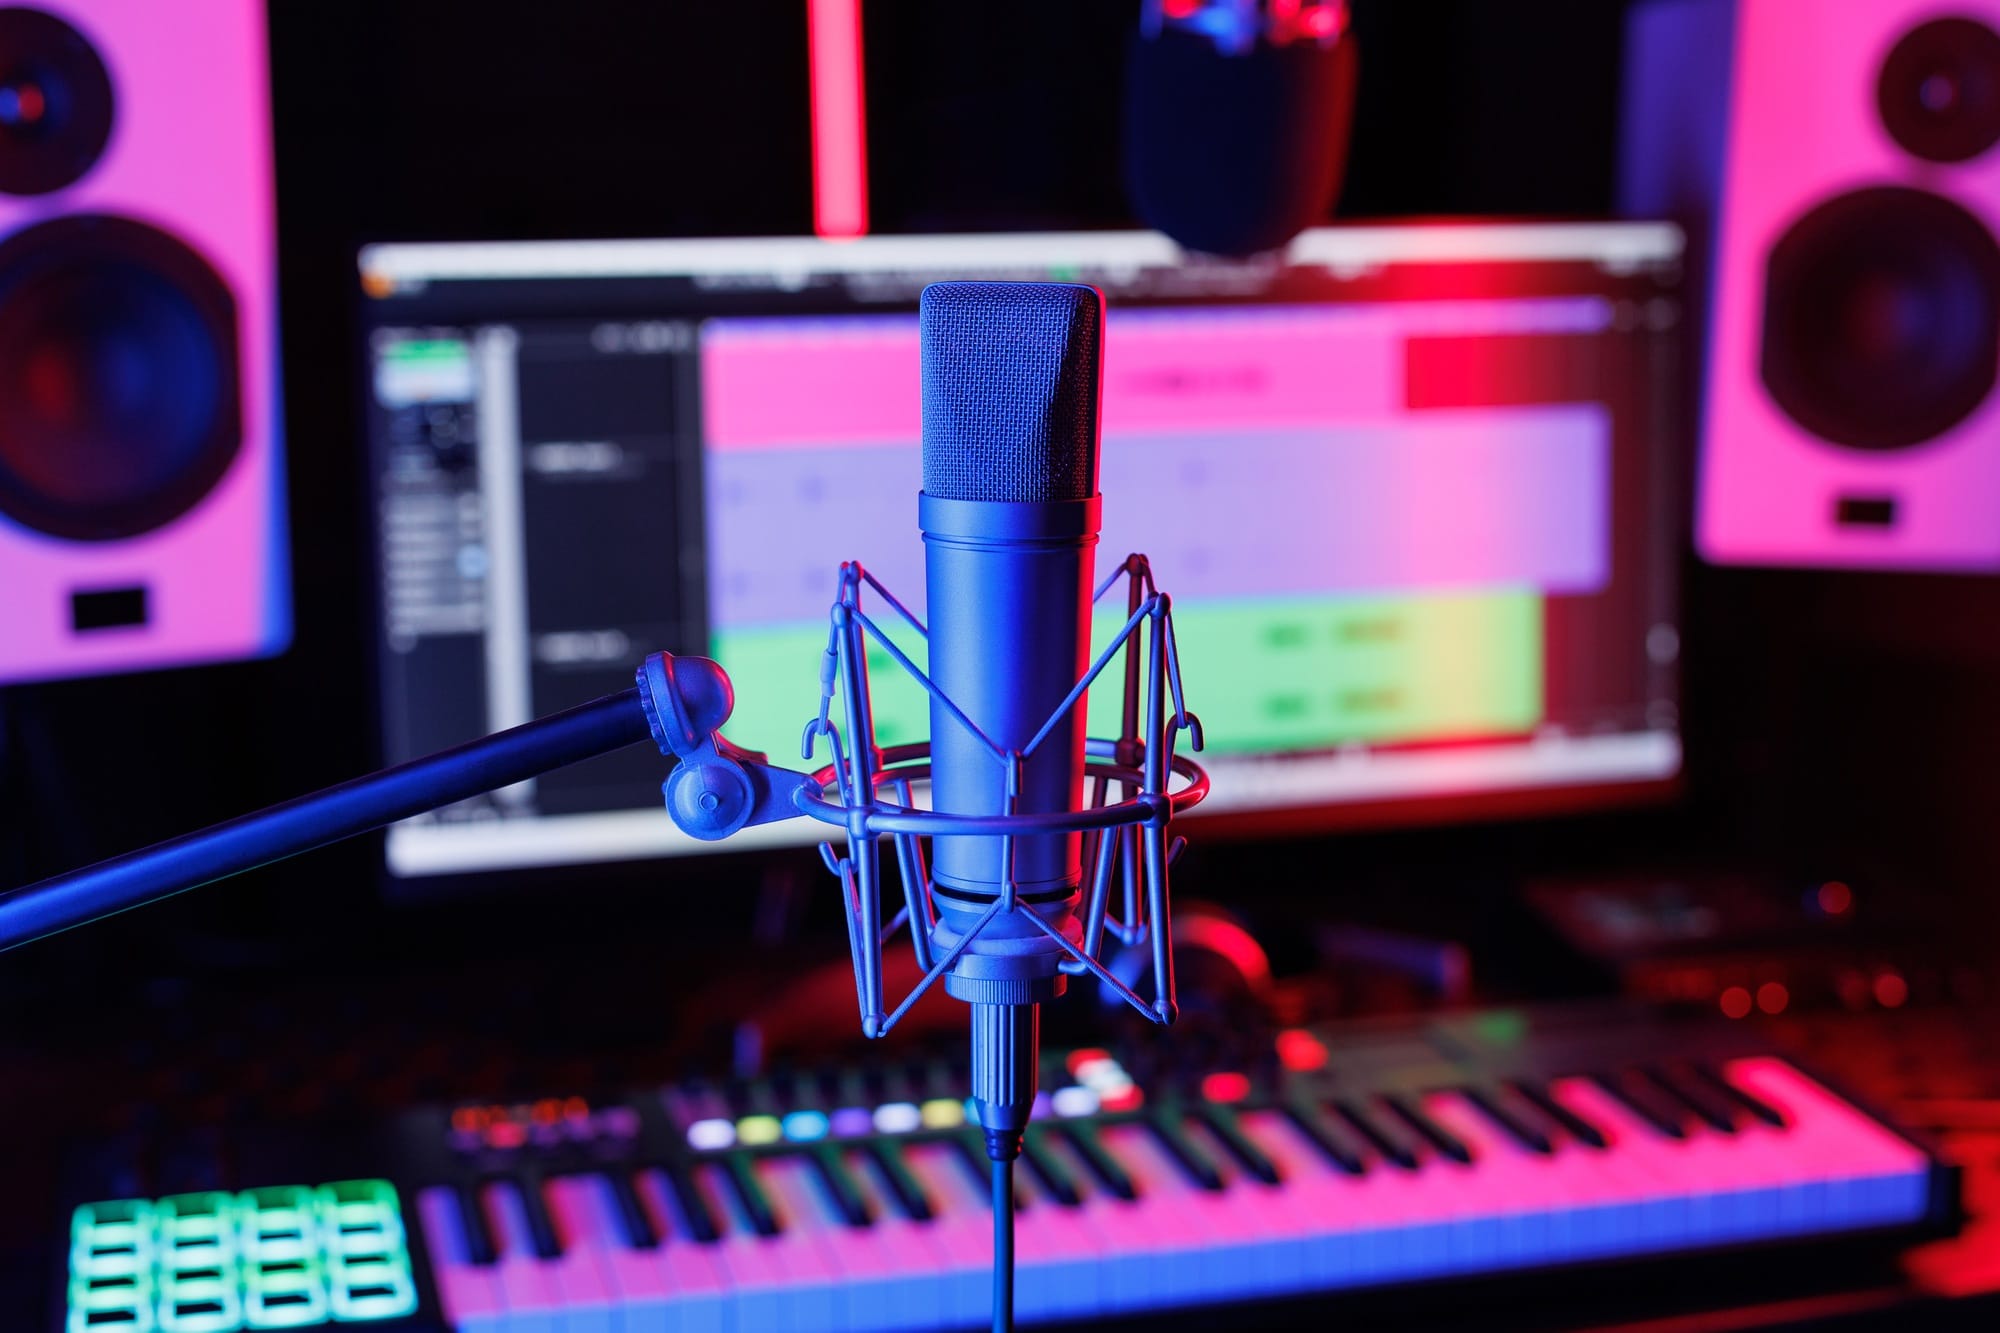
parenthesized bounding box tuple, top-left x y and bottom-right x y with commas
(845, 1146, 983, 1329)
(1536, 1079, 1694, 1258)
(1095, 1122, 1265, 1304)
(631, 1169, 731, 1333)
(1557, 1077, 1751, 1254)
(414, 1188, 504, 1333)
(1724, 1059, 1932, 1227)
(756, 1154, 918, 1332)
(1423, 1092, 1575, 1269)
(521, 1178, 618, 1333)
(891, 1143, 1007, 1328)
(697, 1159, 841, 1333)
(1229, 1111, 1371, 1289)
(544, 1175, 671, 1333)
(1271, 1116, 1476, 1284)
(479, 1181, 563, 1333)
(1558, 1077, 1794, 1248)
(1006, 1145, 1105, 1321)
(1022, 1131, 1169, 1316)
(1178, 1115, 1322, 1297)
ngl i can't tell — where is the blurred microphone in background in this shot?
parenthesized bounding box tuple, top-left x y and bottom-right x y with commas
(1123, 0, 1360, 256)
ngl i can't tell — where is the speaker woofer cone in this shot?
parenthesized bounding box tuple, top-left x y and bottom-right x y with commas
(0, 6, 113, 196)
(1879, 16, 2000, 164)
(0, 214, 240, 541)
(1760, 186, 2000, 453)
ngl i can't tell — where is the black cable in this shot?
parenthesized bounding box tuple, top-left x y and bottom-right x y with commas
(992, 1155, 1015, 1333)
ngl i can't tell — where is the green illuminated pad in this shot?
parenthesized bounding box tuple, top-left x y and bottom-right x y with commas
(713, 588, 1543, 762)
(66, 1180, 416, 1332)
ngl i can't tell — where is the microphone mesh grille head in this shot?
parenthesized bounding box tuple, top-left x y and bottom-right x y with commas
(920, 281, 1104, 503)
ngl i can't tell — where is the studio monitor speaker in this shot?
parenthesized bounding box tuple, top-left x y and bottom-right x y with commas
(0, 0, 286, 683)
(1624, 0, 2000, 570)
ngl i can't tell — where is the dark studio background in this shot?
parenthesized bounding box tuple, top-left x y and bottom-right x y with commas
(4, 0, 1999, 1313)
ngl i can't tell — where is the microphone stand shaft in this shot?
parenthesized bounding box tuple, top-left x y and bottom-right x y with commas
(993, 1157, 1015, 1333)
(0, 688, 652, 952)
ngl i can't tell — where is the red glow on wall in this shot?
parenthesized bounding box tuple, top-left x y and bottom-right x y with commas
(1817, 880, 1853, 915)
(1270, 0, 1348, 44)
(807, 0, 869, 239)
(1201, 1072, 1252, 1104)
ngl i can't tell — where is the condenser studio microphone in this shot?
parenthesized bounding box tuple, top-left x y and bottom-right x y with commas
(920, 281, 1103, 1168)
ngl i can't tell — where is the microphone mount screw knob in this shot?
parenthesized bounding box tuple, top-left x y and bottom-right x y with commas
(663, 756, 755, 840)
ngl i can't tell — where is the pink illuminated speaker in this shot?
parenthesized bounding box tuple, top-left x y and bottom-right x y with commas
(0, 0, 286, 682)
(1625, 0, 2000, 570)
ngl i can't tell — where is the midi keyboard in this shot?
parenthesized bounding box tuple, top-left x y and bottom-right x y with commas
(59, 1003, 1957, 1332)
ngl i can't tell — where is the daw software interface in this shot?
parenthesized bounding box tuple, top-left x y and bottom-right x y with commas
(357, 225, 1686, 878)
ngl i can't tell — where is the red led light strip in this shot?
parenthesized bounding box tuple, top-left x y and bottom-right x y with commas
(807, 0, 869, 238)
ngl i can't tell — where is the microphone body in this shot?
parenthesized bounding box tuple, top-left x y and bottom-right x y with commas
(923, 492, 1098, 898)
(918, 280, 1106, 1158)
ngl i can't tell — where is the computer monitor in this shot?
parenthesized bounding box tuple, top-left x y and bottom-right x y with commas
(356, 223, 1685, 881)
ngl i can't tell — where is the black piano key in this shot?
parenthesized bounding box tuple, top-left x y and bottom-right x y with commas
(516, 1174, 564, 1259)
(1692, 1061, 1790, 1128)
(944, 1135, 1023, 1211)
(453, 1183, 497, 1266)
(1510, 1080, 1609, 1149)
(1462, 1086, 1555, 1155)
(949, 1133, 993, 1191)
(602, 1171, 657, 1249)
(656, 1162, 721, 1243)
(1052, 1121, 1139, 1201)
(1143, 1110, 1227, 1191)
(863, 1141, 934, 1221)
(720, 1157, 782, 1237)
(806, 1147, 873, 1228)
(1194, 1104, 1283, 1184)
(1331, 1098, 1420, 1171)
(1383, 1094, 1473, 1164)
(1643, 1065, 1738, 1135)
(1019, 1129, 1082, 1206)
(1282, 1100, 1368, 1175)
(1593, 1071, 1688, 1140)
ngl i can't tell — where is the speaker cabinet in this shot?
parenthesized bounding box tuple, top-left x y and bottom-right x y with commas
(1624, 0, 2000, 570)
(0, 0, 286, 683)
